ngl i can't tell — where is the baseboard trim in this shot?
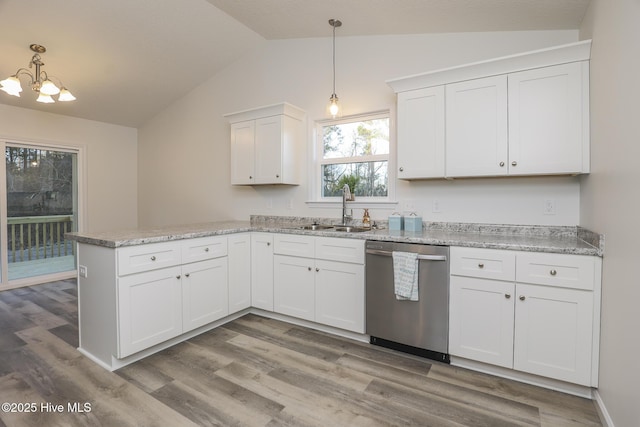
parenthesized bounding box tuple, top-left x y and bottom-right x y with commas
(593, 390, 615, 427)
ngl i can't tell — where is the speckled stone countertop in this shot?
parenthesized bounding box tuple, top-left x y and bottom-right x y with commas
(67, 216, 604, 256)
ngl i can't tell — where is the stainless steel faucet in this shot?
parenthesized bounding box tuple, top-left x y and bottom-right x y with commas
(341, 183, 354, 225)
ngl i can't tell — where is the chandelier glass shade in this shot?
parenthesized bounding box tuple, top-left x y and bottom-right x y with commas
(0, 44, 76, 103)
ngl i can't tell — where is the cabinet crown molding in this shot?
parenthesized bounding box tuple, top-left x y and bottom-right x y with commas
(224, 102, 306, 123)
(387, 40, 592, 93)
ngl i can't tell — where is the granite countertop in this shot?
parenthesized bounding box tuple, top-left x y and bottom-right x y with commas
(66, 216, 604, 256)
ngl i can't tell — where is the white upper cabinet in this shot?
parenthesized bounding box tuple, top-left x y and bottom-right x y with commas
(508, 62, 589, 175)
(225, 103, 306, 185)
(397, 86, 445, 179)
(388, 40, 591, 179)
(446, 75, 508, 177)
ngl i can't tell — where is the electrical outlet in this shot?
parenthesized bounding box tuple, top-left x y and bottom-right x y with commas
(79, 265, 88, 278)
(544, 199, 556, 215)
(403, 199, 416, 212)
(432, 199, 441, 213)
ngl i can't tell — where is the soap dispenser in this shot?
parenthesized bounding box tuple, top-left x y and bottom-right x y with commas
(362, 208, 371, 228)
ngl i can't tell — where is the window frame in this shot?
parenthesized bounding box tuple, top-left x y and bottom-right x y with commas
(308, 110, 397, 207)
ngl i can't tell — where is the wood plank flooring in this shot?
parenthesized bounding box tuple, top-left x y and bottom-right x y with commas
(0, 280, 603, 426)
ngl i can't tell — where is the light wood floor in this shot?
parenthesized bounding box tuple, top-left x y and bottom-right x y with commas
(0, 280, 603, 426)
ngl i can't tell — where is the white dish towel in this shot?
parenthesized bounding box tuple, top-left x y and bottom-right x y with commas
(392, 251, 419, 301)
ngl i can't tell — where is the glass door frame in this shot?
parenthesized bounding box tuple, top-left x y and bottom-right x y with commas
(0, 139, 86, 290)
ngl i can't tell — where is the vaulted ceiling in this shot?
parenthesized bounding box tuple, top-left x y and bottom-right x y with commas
(0, 0, 590, 127)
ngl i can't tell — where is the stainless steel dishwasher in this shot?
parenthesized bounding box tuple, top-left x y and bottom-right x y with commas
(366, 240, 450, 363)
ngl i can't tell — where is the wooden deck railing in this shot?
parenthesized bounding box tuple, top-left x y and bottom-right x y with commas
(7, 215, 75, 263)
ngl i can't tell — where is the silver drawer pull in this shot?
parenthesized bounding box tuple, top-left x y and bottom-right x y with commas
(505, 293, 511, 299)
(176, 275, 181, 280)
(316, 267, 320, 272)
(151, 256, 156, 261)
(205, 247, 210, 252)
(308, 267, 312, 271)
(519, 295, 526, 301)
(478, 263, 485, 269)
(550, 269, 557, 276)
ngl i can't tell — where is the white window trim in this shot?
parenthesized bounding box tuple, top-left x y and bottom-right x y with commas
(307, 109, 397, 208)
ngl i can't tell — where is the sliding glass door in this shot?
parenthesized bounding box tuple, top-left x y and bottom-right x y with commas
(1, 142, 79, 288)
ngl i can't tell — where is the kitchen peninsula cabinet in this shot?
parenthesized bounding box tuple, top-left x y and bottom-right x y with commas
(225, 103, 306, 185)
(449, 246, 601, 387)
(388, 40, 591, 179)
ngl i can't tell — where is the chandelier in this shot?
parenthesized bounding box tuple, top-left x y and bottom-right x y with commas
(0, 44, 76, 103)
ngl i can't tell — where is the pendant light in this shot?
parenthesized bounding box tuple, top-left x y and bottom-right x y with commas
(328, 18, 342, 117)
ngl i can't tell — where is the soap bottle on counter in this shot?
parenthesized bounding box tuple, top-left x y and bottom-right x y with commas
(362, 208, 371, 228)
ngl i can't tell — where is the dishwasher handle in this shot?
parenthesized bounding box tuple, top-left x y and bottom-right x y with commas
(366, 248, 447, 261)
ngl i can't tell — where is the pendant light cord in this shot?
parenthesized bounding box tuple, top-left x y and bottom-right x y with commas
(332, 22, 336, 95)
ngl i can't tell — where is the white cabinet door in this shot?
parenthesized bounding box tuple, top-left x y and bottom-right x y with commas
(255, 116, 283, 184)
(118, 266, 182, 358)
(182, 258, 229, 332)
(513, 283, 594, 385)
(315, 260, 365, 333)
(449, 275, 515, 368)
(228, 233, 252, 313)
(230, 120, 255, 185)
(251, 233, 274, 311)
(397, 86, 445, 179)
(508, 62, 589, 175)
(446, 75, 508, 177)
(273, 255, 315, 321)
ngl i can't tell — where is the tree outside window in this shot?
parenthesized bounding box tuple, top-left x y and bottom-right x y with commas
(318, 114, 390, 199)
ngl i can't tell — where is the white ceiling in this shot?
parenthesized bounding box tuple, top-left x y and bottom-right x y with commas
(0, 0, 590, 128)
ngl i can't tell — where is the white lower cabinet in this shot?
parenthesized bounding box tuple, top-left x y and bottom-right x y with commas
(272, 234, 365, 333)
(513, 283, 594, 384)
(228, 233, 252, 312)
(118, 266, 183, 358)
(274, 255, 315, 321)
(449, 275, 515, 368)
(449, 246, 600, 387)
(182, 258, 228, 332)
(251, 233, 274, 310)
(314, 259, 365, 333)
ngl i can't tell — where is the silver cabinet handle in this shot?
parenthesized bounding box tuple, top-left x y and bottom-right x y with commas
(276, 174, 280, 178)
(308, 267, 312, 271)
(365, 249, 446, 261)
(205, 247, 210, 252)
(316, 267, 320, 272)
(512, 161, 517, 166)
(176, 275, 181, 280)
(478, 263, 485, 269)
(267, 242, 271, 246)
(499, 161, 505, 167)
(151, 256, 156, 261)
(249, 175, 253, 179)
(519, 295, 525, 301)
(505, 293, 511, 299)
(185, 273, 190, 278)
(399, 167, 404, 172)
(550, 269, 557, 276)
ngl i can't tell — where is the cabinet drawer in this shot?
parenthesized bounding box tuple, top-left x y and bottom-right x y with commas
(181, 236, 227, 263)
(274, 234, 315, 258)
(450, 247, 516, 281)
(118, 242, 181, 276)
(516, 252, 595, 290)
(315, 237, 364, 264)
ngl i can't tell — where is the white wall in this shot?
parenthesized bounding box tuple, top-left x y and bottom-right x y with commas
(0, 104, 138, 232)
(580, 1, 640, 426)
(138, 30, 580, 227)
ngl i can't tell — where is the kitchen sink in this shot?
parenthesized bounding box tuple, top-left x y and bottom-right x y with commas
(299, 224, 335, 231)
(333, 226, 369, 233)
